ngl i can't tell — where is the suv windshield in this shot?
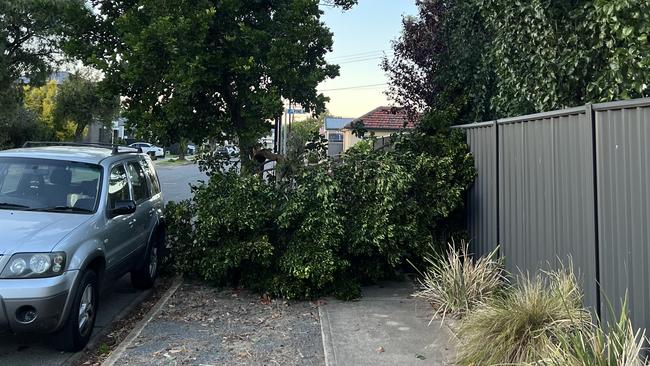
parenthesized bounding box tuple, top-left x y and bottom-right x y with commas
(0, 157, 102, 213)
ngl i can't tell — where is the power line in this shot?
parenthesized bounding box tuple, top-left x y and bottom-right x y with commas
(318, 83, 387, 92)
(334, 56, 390, 65)
(327, 50, 389, 61)
(331, 50, 386, 59)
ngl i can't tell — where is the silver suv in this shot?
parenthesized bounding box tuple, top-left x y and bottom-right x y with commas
(0, 143, 165, 351)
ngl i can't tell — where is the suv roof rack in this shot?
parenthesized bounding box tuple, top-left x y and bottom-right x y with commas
(111, 145, 143, 154)
(22, 141, 143, 154)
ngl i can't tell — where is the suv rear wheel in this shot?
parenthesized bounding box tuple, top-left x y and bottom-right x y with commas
(54, 270, 98, 352)
(131, 236, 160, 289)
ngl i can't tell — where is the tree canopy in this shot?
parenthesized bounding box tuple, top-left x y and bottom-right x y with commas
(54, 74, 119, 141)
(0, 0, 85, 98)
(66, 0, 351, 167)
(0, 0, 87, 146)
(382, 0, 495, 124)
(384, 0, 650, 123)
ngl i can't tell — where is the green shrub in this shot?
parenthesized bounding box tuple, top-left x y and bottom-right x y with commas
(165, 125, 475, 300)
(412, 241, 503, 320)
(456, 269, 591, 365)
(168, 172, 279, 287)
(337, 129, 475, 282)
(162, 199, 194, 272)
(538, 298, 647, 366)
(274, 163, 347, 299)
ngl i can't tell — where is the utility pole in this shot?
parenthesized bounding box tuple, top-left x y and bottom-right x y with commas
(274, 115, 281, 154)
(282, 101, 289, 155)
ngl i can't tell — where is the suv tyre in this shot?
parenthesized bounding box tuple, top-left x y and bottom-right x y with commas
(54, 270, 99, 352)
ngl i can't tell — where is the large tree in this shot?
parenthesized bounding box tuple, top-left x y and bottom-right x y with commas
(0, 0, 87, 146)
(385, 0, 650, 123)
(0, 0, 85, 100)
(54, 74, 119, 141)
(66, 0, 352, 170)
(382, 0, 495, 124)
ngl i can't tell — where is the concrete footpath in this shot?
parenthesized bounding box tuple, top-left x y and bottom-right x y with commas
(104, 280, 456, 366)
(319, 282, 456, 366)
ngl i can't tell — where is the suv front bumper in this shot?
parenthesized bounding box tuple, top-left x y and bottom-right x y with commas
(0, 270, 78, 333)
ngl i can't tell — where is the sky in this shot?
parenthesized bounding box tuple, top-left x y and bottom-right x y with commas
(318, 0, 417, 118)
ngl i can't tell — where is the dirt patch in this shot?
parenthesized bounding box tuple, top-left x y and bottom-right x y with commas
(72, 275, 176, 366)
(112, 281, 325, 366)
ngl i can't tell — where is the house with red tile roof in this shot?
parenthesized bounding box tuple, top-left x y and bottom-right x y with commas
(342, 106, 416, 151)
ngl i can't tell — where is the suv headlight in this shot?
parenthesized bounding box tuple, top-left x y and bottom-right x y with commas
(1, 252, 66, 278)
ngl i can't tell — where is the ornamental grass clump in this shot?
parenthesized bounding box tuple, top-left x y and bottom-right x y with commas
(456, 268, 591, 365)
(412, 241, 503, 320)
(538, 297, 648, 366)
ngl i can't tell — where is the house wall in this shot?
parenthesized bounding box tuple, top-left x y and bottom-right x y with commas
(342, 129, 395, 151)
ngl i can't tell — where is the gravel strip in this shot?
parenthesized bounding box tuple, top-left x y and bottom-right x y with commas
(113, 281, 325, 366)
(71, 275, 177, 366)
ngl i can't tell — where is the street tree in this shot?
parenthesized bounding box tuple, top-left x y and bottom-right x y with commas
(23, 80, 77, 140)
(54, 74, 119, 142)
(66, 0, 354, 171)
(382, 0, 495, 124)
(321, 0, 357, 10)
(0, 0, 87, 147)
(0, 0, 85, 115)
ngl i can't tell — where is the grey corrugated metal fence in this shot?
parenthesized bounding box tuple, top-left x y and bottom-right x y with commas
(458, 98, 650, 329)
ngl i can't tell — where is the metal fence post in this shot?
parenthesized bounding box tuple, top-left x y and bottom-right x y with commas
(586, 103, 602, 319)
(494, 120, 500, 257)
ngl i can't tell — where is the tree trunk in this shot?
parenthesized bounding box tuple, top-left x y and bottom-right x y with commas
(223, 80, 258, 175)
(238, 137, 257, 175)
(74, 123, 86, 142)
(178, 137, 187, 160)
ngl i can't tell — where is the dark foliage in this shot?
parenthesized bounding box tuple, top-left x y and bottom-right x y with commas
(165, 129, 475, 300)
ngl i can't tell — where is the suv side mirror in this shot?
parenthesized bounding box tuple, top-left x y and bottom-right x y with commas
(109, 200, 136, 217)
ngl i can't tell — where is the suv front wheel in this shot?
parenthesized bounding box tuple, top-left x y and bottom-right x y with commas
(55, 270, 99, 352)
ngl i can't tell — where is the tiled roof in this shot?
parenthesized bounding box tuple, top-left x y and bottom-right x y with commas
(345, 106, 416, 130)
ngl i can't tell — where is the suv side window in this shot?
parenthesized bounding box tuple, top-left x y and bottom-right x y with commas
(108, 164, 130, 209)
(141, 159, 161, 195)
(126, 161, 151, 203)
(0, 164, 22, 194)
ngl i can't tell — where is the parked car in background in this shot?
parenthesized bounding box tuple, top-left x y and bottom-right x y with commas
(0, 143, 165, 351)
(215, 145, 239, 158)
(129, 142, 164, 160)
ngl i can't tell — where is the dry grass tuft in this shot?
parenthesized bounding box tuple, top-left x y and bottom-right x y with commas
(536, 297, 648, 366)
(455, 268, 591, 365)
(412, 240, 503, 320)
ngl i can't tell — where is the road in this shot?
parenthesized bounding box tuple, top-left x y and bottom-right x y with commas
(0, 163, 205, 366)
(155, 161, 208, 204)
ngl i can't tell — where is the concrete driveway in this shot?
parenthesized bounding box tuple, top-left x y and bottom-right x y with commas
(0, 163, 205, 366)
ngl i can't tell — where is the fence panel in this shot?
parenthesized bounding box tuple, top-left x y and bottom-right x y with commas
(464, 123, 498, 258)
(595, 101, 650, 327)
(497, 110, 598, 309)
(460, 97, 650, 325)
